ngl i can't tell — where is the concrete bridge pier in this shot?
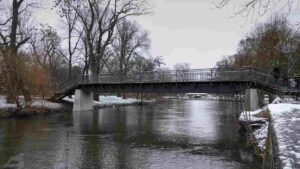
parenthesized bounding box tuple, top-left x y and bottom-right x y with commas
(245, 88, 259, 111)
(73, 89, 94, 111)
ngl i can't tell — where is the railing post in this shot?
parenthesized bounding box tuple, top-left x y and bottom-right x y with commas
(249, 67, 252, 81)
(253, 67, 256, 80)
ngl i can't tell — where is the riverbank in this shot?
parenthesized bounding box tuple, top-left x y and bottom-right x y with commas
(268, 103, 300, 168)
(0, 95, 155, 119)
(0, 106, 61, 119)
(0, 96, 69, 119)
(239, 98, 300, 169)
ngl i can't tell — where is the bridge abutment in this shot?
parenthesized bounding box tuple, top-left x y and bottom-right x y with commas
(245, 89, 259, 111)
(73, 89, 94, 111)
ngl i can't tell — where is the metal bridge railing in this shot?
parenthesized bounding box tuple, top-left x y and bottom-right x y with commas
(58, 67, 296, 94)
(80, 67, 282, 86)
(51, 67, 300, 103)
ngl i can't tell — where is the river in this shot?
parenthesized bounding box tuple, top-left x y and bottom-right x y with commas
(0, 99, 261, 169)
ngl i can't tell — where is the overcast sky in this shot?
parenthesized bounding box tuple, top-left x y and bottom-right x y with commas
(135, 0, 255, 69)
(34, 0, 295, 69)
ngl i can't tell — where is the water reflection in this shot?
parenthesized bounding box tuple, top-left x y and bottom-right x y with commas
(0, 100, 261, 169)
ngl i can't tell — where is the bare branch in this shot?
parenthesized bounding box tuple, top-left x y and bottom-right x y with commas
(216, 0, 296, 20)
(16, 36, 30, 49)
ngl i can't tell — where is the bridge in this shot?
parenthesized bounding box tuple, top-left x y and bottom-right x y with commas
(51, 67, 299, 111)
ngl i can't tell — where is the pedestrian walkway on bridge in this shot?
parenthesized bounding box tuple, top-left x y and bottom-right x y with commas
(50, 67, 300, 111)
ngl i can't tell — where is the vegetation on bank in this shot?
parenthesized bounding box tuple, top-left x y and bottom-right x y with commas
(0, 97, 69, 119)
(0, 107, 55, 119)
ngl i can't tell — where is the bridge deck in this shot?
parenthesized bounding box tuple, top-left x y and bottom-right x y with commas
(51, 67, 300, 101)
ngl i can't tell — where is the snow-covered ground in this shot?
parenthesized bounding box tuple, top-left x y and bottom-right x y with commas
(240, 97, 300, 169)
(268, 103, 300, 169)
(63, 95, 155, 106)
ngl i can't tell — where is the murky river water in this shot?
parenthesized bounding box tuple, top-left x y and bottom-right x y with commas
(0, 100, 261, 169)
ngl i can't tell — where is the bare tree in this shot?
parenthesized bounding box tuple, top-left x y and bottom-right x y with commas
(30, 25, 64, 93)
(174, 63, 190, 82)
(69, 0, 151, 82)
(58, 0, 151, 100)
(55, 0, 81, 81)
(132, 56, 161, 73)
(78, 34, 90, 79)
(153, 56, 165, 69)
(0, 0, 37, 54)
(216, 55, 235, 68)
(0, 0, 37, 104)
(112, 19, 150, 80)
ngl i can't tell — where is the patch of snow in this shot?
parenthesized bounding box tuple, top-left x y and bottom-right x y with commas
(0, 96, 16, 109)
(290, 151, 300, 159)
(239, 107, 269, 152)
(98, 96, 140, 105)
(31, 100, 64, 109)
(63, 95, 155, 106)
(62, 96, 73, 103)
(239, 108, 267, 122)
(283, 158, 294, 169)
(253, 122, 269, 151)
(272, 97, 282, 104)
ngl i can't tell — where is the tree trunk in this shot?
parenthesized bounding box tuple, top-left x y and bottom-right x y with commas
(10, 0, 19, 55)
(6, 0, 26, 106)
(91, 62, 100, 101)
(68, 60, 72, 81)
(68, 30, 72, 81)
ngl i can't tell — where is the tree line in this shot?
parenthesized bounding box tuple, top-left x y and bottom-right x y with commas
(216, 0, 300, 75)
(216, 15, 300, 76)
(0, 0, 163, 106)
